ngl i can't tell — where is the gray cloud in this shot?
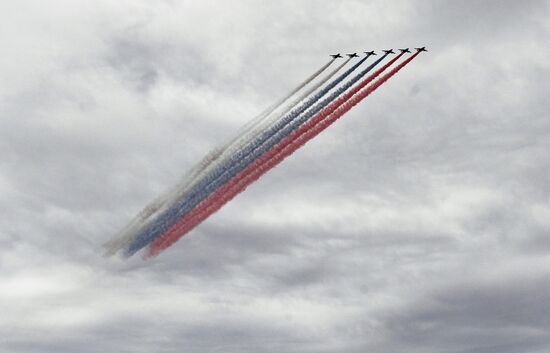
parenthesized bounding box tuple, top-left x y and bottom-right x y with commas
(383, 264, 550, 353)
(1, 0, 550, 352)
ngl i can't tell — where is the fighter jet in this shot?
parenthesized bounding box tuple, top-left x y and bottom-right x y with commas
(383, 49, 395, 54)
(330, 53, 343, 59)
(399, 48, 411, 53)
(346, 53, 359, 58)
(364, 50, 376, 57)
(415, 47, 427, 52)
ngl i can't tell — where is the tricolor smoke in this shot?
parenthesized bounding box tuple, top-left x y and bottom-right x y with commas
(107, 49, 424, 259)
(148, 52, 419, 256)
(125, 54, 379, 255)
(105, 57, 342, 255)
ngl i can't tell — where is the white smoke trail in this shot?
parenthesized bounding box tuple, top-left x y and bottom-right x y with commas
(230, 57, 336, 145)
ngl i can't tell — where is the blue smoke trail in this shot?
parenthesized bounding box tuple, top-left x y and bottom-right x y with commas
(126, 53, 389, 255)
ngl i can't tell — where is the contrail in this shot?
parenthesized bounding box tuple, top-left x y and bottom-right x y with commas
(148, 51, 421, 256)
(125, 54, 383, 255)
(105, 57, 339, 255)
(230, 57, 337, 148)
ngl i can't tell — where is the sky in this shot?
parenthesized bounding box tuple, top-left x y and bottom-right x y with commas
(1, 0, 550, 352)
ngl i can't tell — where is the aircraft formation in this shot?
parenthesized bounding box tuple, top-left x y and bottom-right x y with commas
(332, 47, 426, 59)
(105, 46, 427, 259)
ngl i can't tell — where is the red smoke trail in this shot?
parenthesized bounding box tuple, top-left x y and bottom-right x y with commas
(148, 51, 419, 257)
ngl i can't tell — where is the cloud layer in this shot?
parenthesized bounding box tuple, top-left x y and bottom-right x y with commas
(1, 0, 550, 352)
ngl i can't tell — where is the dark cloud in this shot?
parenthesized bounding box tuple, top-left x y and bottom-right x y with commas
(383, 268, 550, 353)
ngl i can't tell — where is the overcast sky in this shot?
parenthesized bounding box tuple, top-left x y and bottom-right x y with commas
(2, 0, 550, 352)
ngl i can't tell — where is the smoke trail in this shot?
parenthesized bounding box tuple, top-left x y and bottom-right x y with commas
(163, 58, 353, 218)
(126, 55, 381, 255)
(114, 58, 351, 255)
(105, 58, 340, 255)
(148, 52, 421, 256)
(180, 59, 338, 185)
(217, 57, 351, 162)
(231, 57, 336, 146)
(104, 58, 342, 255)
(125, 56, 377, 255)
(186, 58, 341, 182)
(103, 147, 222, 255)
(125, 54, 385, 255)
(179, 58, 351, 197)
